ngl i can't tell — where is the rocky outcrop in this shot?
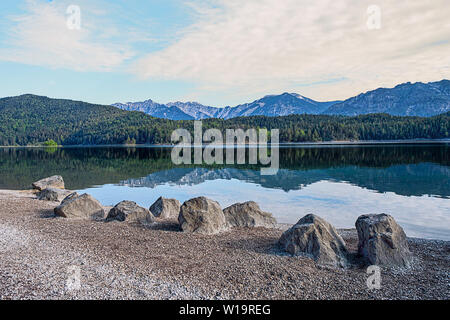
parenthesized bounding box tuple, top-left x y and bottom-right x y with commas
(149, 197, 181, 219)
(223, 201, 277, 228)
(106, 201, 154, 224)
(179, 197, 227, 235)
(355, 214, 412, 267)
(38, 188, 72, 202)
(32, 175, 65, 191)
(54, 193, 104, 220)
(279, 214, 348, 267)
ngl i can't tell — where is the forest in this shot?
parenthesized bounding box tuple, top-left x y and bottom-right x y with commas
(0, 94, 448, 146)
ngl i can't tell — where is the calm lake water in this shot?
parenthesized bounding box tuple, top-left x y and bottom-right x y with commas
(0, 144, 449, 240)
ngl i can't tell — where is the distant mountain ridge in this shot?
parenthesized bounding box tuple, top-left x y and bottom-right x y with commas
(213, 93, 339, 119)
(166, 101, 220, 119)
(112, 99, 195, 120)
(113, 93, 340, 120)
(113, 80, 450, 119)
(324, 80, 450, 117)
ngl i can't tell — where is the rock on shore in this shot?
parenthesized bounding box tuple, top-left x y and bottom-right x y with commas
(61, 192, 79, 204)
(179, 197, 227, 235)
(32, 175, 65, 191)
(356, 213, 413, 268)
(0, 189, 449, 300)
(223, 201, 277, 228)
(54, 193, 104, 220)
(37, 188, 72, 202)
(107, 200, 154, 224)
(149, 197, 180, 219)
(279, 214, 348, 267)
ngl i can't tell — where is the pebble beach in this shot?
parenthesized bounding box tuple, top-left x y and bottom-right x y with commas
(0, 189, 449, 300)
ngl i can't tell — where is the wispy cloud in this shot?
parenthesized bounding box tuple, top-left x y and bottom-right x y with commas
(0, 0, 448, 103)
(0, 0, 134, 72)
(132, 0, 450, 101)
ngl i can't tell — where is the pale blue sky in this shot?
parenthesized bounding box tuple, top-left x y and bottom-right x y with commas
(0, 0, 200, 105)
(0, 0, 448, 106)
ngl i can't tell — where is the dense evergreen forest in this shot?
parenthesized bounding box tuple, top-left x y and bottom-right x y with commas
(0, 94, 448, 146)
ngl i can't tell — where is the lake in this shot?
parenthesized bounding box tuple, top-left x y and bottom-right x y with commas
(0, 144, 449, 240)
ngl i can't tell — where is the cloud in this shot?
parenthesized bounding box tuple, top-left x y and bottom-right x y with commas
(132, 0, 450, 101)
(0, 0, 134, 72)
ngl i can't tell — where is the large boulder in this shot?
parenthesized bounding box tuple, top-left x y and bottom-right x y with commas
(32, 175, 65, 191)
(149, 197, 181, 219)
(279, 214, 348, 267)
(54, 193, 104, 220)
(178, 197, 227, 235)
(38, 188, 72, 202)
(223, 201, 277, 228)
(355, 214, 412, 267)
(106, 201, 154, 224)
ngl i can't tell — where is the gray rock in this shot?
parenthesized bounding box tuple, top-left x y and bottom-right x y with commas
(61, 192, 80, 205)
(149, 197, 181, 219)
(223, 201, 277, 228)
(54, 193, 104, 220)
(32, 175, 65, 191)
(37, 188, 72, 202)
(179, 197, 227, 235)
(355, 213, 412, 267)
(106, 201, 154, 224)
(279, 214, 348, 267)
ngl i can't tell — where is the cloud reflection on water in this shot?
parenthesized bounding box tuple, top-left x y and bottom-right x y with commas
(79, 179, 450, 241)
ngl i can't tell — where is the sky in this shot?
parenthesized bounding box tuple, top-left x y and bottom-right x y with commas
(0, 0, 448, 107)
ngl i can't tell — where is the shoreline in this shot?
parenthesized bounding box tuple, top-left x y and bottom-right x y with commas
(3, 189, 448, 242)
(0, 138, 449, 148)
(0, 189, 449, 300)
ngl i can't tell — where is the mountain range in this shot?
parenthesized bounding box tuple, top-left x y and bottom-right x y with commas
(113, 80, 450, 120)
(1, 93, 448, 146)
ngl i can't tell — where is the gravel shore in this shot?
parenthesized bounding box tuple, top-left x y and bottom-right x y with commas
(0, 190, 449, 300)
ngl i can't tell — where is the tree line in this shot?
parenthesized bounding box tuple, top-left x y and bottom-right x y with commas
(0, 94, 448, 146)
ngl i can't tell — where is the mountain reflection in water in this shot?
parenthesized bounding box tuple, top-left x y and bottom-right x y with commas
(0, 144, 448, 240)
